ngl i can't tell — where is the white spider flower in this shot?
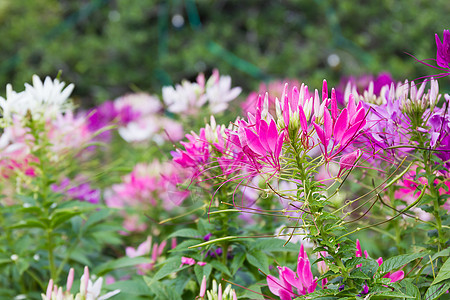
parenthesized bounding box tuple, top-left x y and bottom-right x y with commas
(205, 72, 241, 114)
(0, 75, 74, 122)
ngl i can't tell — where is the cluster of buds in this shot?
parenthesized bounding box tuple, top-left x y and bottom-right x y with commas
(398, 79, 440, 115)
(41, 267, 120, 300)
(197, 277, 237, 300)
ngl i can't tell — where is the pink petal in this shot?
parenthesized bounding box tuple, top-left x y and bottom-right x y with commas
(280, 266, 302, 292)
(313, 123, 326, 148)
(388, 270, 405, 283)
(347, 94, 356, 116)
(258, 120, 270, 151)
(333, 108, 348, 142)
(322, 80, 328, 102)
(267, 120, 278, 153)
(292, 86, 299, 109)
(245, 128, 266, 156)
(377, 257, 383, 266)
(299, 107, 308, 134)
(323, 109, 332, 145)
(331, 88, 338, 120)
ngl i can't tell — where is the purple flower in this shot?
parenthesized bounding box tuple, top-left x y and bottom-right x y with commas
(52, 178, 100, 204)
(435, 29, 450, 69)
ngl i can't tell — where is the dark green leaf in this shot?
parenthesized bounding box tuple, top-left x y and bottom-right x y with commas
(209, 260, 231, 277)
(106, 278, 151, 296)
(230, 251, 246, 275)
(246, 250, 269, 274)
(431, 258, 450, 286)
(240, 283, 265, 299)
(194, 263, 212, 285)
(167, 228, 201, 239)
(424, 281, 450, 300)
(146, 280, 182, 300)
(94, 256, 154, 276)
(251, 238, 300, 252)
(378, 251, 429, 274)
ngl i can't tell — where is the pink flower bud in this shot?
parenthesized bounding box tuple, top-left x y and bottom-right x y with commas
(66, 268, 74, 292)
(46, 279, 53, 299)
(338, 149, 361, 177)
(199, 275, 207, 297)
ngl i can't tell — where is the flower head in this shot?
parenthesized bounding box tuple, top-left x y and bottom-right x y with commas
(435, 29, 450, 69)
(266, 244, 318, 299)
(1, 75, 74, 122)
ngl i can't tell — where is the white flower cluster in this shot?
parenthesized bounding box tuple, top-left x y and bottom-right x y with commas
(0, 75, 74, 122)
(162, 69, 241, 115)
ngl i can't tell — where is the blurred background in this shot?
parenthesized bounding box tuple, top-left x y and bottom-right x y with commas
(0, 0, 449, 107)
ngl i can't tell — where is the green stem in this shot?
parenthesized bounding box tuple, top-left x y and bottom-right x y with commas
(423, 152, 444, 251)
(47, 229, 56, 280)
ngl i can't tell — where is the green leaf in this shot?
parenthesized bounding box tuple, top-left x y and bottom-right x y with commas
(50, 210, 84, 229)
(9, 219, 47, 229)
(302, 288, 341, 299)
(167, 228, 201, 239)
(94, 256, 154, 276)
(393, 279, 420, 300)
(149, 256, 188, 282)
(251, 238, 300, 252)
(431, 248, 450, 261)
(209, 260, 231, 277)
(431, 258, 450, 286)
(349, 269, 370, 280)
(246, 250, 269, 274)
(145, 280, 182, 300)
(424, 281, 450, 300)
(194, 263, 212, 285)
(240, 283, 265, 299)
(83, 208, 111, 229)
(378, 251, 429, 274)
(106, 278, 151, 295)
(169, 240, 199, 252)
(370, 285, 415, 299)
(230, 251, 246, 275)
(345, 257, 368, 269)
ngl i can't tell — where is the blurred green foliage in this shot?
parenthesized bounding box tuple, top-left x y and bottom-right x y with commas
(0, 0, 449, 106)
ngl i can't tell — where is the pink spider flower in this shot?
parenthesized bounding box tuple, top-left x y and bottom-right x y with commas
(266, 244, 318, 300)
(240, 117, 285, 173)
(407, 29, 450, 80)
(435, 29, 450, 69)
(313, 93, 367, 163)
(126, 237, 166, 274)
(355, 239, 404, 283)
